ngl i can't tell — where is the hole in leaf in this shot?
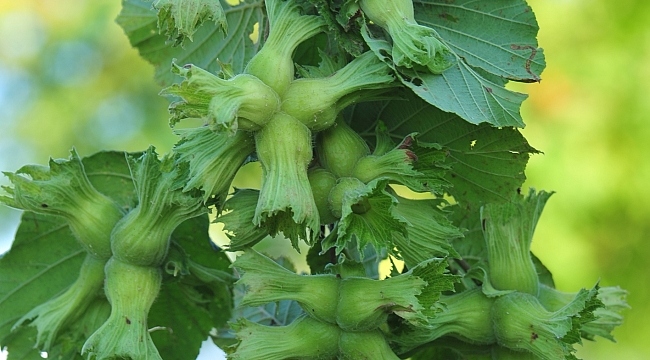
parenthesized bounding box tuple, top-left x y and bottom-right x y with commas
(249, 22, 259, 44)
(411, 77, 423, 86)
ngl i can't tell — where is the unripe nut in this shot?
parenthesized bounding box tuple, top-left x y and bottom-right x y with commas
(317, 120, 370, 178)
(328, 177, 368, 219)
(308, 168, 338, 225)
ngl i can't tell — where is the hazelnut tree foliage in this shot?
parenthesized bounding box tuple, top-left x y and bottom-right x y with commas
(0, 0, 628, 359)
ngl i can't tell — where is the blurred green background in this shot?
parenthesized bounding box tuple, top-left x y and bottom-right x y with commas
(0, 0, 648, 358)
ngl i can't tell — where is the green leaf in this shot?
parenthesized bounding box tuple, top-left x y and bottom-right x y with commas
(149, 283, 216, 360)
(165, 214, 233, 284)
(532, 253, 555, 289)
(581, 286, 629, 342)
(4, 327, 43, 360)
(342, 241, 387, 280)
(324, 178, 408, 257)
(0, 219, 85, 355)
(325, 253, 368, 279)
(231, 296, 303, 328)
(292, 32, 334, 70)
(408, 258, 460, 319)
(413, 0, 545, 83)
(82, 151, 139, 211)
(173, 127, 255, 205)
(165, 215, 232, 284)
(361, 23, 528, 128)
(538, 284, 629, 343)
(307, 0, 366, 56)
(404, 63, 528, 127)
(448, 203, 485, 264)
(217, 189, 270, 252)
(12, 255, 105, 351)
(306, 238, 332, 275)
(116, 0, 264, 85)
(153, 0, 227, 45)
(347, 91, 538, 207)
(392, 196, 463, 269)
(47, 299, 111, 360)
